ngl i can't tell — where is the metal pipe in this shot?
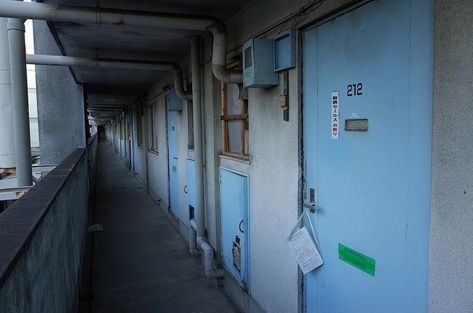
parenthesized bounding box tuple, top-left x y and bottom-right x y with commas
(8, 18, 32, 186)
(26, 54, 174, 71)
(190, 36, 218, 278)
(0, 1, 214, 30)
(191, 36, 204, 240)
(208, 23, 243, 83)
(0, 17, 15, 169)
(0, 1, 242, 84)
(26, 54, 192, 100)
(189, 219, 198, 255)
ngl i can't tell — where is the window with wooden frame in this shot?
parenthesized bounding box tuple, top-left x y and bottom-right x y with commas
(149, 102, 159, 153)
(187, 100, 194, 149)
(137, 112, 144, 148)
(221, 82, 249, 159)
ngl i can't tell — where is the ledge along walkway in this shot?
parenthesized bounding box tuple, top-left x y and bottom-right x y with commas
(91, 141, 238, 313)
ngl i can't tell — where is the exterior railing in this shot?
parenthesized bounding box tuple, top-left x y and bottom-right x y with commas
(0, 135, 97, 313)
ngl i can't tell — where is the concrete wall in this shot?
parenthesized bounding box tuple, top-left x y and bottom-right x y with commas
(147, 94, 170, 208)
(218, 70, 300, 313)
(429, 1, 473, 312)
(0, 149, 90, 313)
(34, 20, 86, 164)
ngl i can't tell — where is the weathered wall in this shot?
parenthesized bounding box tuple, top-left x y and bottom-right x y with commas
(147, 94, 170, 208)
(34, 20, 86, 164)
(219, 70, 300, 312)
(429, 1, 473, 312)
(0, 149, 89, 313)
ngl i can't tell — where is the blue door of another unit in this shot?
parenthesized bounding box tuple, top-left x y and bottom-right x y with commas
(302, 0, 433, 312)
(220, 168, 248, 289)
(185, 159, 195, 222)
(167, 108, 179, 216)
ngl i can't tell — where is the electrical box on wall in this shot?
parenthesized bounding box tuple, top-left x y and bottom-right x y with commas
(242, 38, 278, 88)
(273, 29, 296, 71)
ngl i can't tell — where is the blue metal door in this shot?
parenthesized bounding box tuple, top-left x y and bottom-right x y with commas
(220, 168, 248, 289)
(302, 1, 433, 312)
(167, 109, 179, 216)
(185, 159, 195, 223)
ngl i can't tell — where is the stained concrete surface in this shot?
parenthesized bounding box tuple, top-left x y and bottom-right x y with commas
(92, 142, 238, 313)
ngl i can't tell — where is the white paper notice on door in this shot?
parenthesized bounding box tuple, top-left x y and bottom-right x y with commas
(287, 226, 323, 275)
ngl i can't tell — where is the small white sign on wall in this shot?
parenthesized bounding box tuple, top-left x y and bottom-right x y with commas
(331, 91, 340, 139)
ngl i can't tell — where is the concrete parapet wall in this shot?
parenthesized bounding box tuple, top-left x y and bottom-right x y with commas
(0, 148, 91, 313)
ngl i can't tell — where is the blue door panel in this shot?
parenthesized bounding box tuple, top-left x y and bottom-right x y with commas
(220, 168, 248, 288)
(302, 0, 433, 312)
(185, 159, 195, 220)
(167, 109, 179, 217)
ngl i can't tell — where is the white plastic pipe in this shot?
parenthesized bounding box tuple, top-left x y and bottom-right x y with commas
(0, 17, 15, 169)
(189, 219, 198, 255)
(0, 1, 242, 84)
(26, 54, 192, 100)
(8, 18, 32, 186)
(189, 36, 219, 279)
(189, 218, 219, 277)
(191, 36, 204, 241)
(26, 54, 174, 71)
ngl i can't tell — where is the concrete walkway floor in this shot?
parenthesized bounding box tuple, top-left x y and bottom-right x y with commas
(91, 142, 238, 313)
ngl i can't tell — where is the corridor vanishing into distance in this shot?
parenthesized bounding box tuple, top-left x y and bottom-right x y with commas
(91, 141, 238, 313)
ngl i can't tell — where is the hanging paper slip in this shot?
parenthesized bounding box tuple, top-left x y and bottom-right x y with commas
(287, 210, 323, 274)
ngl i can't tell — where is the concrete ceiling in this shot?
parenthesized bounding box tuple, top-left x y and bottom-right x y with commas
(37, 0, 252, 118)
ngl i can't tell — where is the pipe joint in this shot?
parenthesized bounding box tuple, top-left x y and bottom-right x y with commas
(7, 19, 25, 32)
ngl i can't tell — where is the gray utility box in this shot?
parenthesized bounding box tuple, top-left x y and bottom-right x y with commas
(242, 38, 278, 88)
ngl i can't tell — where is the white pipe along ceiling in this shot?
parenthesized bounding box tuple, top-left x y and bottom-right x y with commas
(25, 54, 192, 100)
(0, 0, 243, 84)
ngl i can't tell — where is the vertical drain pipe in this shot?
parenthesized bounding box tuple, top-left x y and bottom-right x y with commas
(0, 18, 15, 170)
(8, 17, 32, 186)
(191, 35, 216, 277)
(191, 35, 204, 242)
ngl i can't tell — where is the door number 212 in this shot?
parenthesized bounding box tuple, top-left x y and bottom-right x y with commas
(347, 83, 363, 96)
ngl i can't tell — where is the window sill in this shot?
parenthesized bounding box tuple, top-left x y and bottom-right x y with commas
(219, 153, 250, 165)
(148, 149, 159, 156)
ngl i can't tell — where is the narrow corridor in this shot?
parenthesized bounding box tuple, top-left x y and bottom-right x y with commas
(91, 142, 238, 313)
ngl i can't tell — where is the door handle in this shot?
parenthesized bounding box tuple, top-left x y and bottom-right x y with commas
(184, 185, 188, 194)
(239, 219, 244, 233)
(303, 187, 319, 213)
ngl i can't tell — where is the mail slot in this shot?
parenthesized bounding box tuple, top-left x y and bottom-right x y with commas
(345, 119, 368, 131)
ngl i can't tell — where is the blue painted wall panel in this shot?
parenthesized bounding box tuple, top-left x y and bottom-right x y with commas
(185, 159, 195, 216)
(167, 110, 179, 216)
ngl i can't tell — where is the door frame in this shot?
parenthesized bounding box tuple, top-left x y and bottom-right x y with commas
(298, 4, 375, 311)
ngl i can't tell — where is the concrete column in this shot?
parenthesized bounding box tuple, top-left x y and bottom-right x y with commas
(7, 18, 32, 186)
(191, 36, 205, 239)
(0, 18, 15, 169)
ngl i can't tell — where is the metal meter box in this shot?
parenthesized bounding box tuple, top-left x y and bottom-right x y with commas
(242, 38, 278, 88)
(273, 29, 296, 71)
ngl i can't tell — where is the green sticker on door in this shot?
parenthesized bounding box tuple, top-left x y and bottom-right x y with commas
(338, 243, 375, 276)
(172, 166, 177, 172)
